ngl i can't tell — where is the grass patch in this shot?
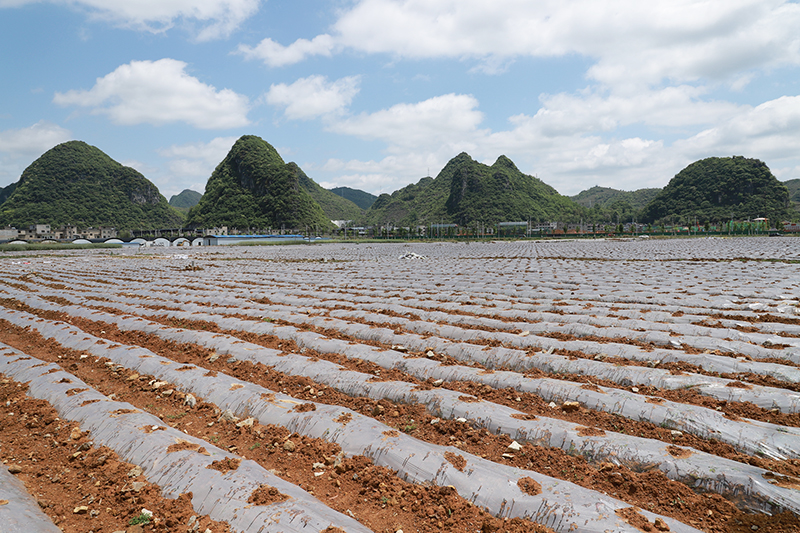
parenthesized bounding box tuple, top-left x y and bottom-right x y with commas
(129, 513, 151, 526)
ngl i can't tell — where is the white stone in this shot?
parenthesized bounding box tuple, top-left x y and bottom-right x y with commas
(235, 417, 254, 428)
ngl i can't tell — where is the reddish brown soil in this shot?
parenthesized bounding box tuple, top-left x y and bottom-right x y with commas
(0, 323, 554, 533)
(2, 285, 800, 533)
(616, 507, 671, 532)
(0, 379, 230, 533)
(207, 457, 241, 473)
(247, 485, 288, 506)
(516, 477, 542, 496)
(444, 451, 467, 471)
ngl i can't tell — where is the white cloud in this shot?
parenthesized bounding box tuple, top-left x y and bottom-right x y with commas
(317, 170, 401, 196)
(158, 135, 238, 161)
(0, 0, 260, 40)
(0, 121, 73, 185)
(329, 93, 486, 152)
(477, 121, 676, 194)
(530, 86, 743, 137)
(237, 34, 335, 67)
(0, 121, 72, 156)
(676, 95, 800, 161)
(265, 75, 360, 120)
(53, 59, 250, 129)
(158, 136, 238, 182)
(315, 153, 442, 194)
(314, 88, 713, 193)
(772, 163, 800, 183)
(233, 1, 800, 196)
(146, 136, 240, 198)
(246, 1, 800, 90)
(582, 1, 800, 88)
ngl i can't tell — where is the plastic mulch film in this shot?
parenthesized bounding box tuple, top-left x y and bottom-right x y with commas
(255, 306, 800, 412)
(78, 284, 800, 409)
(0, 466, 62, 533)
(6, 297, 800, 516)
(21, 286, 800, 413)
(24, 299, 800, 516)
(236, 286, 800, 366)
(0, 312, 702, 533)
(323, 307, 800, 380)
(0, 344, 372, 533)
(9, 291, 800, 461)
(255, 286, 800, 350)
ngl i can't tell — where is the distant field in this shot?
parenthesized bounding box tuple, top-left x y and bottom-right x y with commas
(1, 237, 799, 533)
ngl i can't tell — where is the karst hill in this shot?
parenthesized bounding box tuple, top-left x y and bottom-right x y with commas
(640, 156, 792, 224)
(0, 141, 182, 229)
(186, 135, 362, 230)
(360, 152, 584, 226)
(169, 189, 203, 212)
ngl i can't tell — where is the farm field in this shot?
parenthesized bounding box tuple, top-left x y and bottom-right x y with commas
(2, 237, 800, 533)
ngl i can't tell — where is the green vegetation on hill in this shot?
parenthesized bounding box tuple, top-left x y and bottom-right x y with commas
(640, 156, 792, 224)
(361, 176, 445, 226)
(186, 136, 334, 231)
(784, 179, 800, 204)
(296, 169, 363, 221)
(571, 186, 661, 224)
(329, 187, 377, 210)
(571, 186, 660, 210)
(0, 141, 183, 229)
(169, 189, 202, 211)
(360, 153, 584, 227)
(0, 182, 16, 206)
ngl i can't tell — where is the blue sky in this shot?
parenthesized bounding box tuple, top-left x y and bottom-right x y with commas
(1, 1, 799, 200)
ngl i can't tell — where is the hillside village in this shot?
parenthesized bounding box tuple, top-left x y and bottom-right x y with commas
(0, 224, 118, 241)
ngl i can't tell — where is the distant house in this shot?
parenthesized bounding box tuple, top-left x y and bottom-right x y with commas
(32, 224, 53, 239)
(784, 222, 800, 233)
(0, 227, 18, 240)
(83, 228, 101, 239)
(56, 225, 77, 239)
(194, 226, 229, 236)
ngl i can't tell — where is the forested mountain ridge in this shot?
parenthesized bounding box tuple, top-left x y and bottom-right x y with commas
(360, 153, 584, 226)
(0, 182, 16, 206)
(185, 136, 334, 231)
(784, 179, 800, 204)
(640, 156, 792, 224)
(570, 186, 661, 224)
(296, 169, 364, 221)
(0, 141, 183, 229)
(169, 189, 202, 211)
(329, 186, 377, 210)
(571, 186, 660, 210)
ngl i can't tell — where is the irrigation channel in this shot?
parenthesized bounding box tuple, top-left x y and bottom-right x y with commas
(1, 237, 800, 533)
